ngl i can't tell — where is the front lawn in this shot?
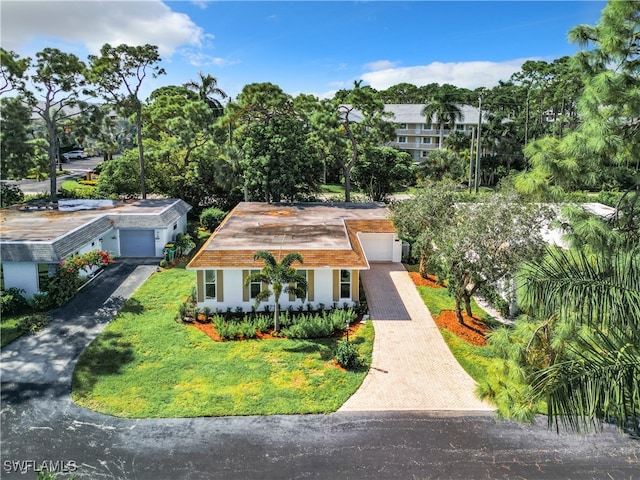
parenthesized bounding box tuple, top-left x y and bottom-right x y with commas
(60, 179, 97, 197)
(72, 267, 373, 418)
(1, 313, 47, 347)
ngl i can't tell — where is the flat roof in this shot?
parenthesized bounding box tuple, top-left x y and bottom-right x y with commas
(187, 202, 396, 269)
(0, 199, 191, 263)
(0, 199, 186, 243)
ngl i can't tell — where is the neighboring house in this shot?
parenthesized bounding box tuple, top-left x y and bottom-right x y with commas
(187, 202, 402, 312)
(0, 198, 191, 298)
(384, 104, 483, 161)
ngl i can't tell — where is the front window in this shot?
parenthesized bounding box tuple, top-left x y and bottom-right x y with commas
(422, 137, 431, 144)
(398, 123, 407, 129)
(340, 269, 351, 299)
(398, 136, 407, 143)
(456, 124, 465, 131)
(424, 124, 432, 130)
(205, 270, 216, 299)
(250, 270, 262, 299)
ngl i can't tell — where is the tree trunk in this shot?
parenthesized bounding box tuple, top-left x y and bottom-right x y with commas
(274, 301, 280, 332)
(344, 164, 351, 203)
(463, 291, 473, 318)
(454, 295, 465, 325)
(439, 123, 444, 149)
(419, 254, 429, 278)
(47, 122, 58, 202)
(135, 106, 146, 199)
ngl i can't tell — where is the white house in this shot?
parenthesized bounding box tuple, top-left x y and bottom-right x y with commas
(186, 202, 402, 312)
(0, 198, 191, 298)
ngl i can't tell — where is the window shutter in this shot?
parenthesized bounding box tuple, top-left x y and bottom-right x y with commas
(242, 270, 249, 302)
(351, 270, 359, 301)
(333, 270, 339, 302)
(308, 270, 314, 302)
(217, 270, 224, 302)
(197, 270, 204, 302)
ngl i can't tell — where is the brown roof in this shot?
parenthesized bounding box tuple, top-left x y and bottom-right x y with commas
(187, 202, 396, 270)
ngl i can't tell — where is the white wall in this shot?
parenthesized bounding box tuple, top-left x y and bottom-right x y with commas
(198, 268, 356, 312)
(3, 263, 39, 298)
(100, 228, 119, 257)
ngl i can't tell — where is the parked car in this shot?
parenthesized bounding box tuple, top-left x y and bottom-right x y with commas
(62, 150, 87, 161)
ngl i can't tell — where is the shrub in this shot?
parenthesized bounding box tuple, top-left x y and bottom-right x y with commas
(159, 259, 168, 268)
(1, 183, 24, 207)
(0, 288, 29, 315)
(31, 292, 53, 311)
(199, 208, 227, 231)
(334, 341, 362, 369)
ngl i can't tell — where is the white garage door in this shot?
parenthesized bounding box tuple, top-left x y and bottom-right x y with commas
(358, 233, 395, 262)
(119, 230, 156, 257)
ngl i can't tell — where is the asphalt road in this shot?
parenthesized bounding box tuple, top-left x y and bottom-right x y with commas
(2, 156, 104, 195)
(1, 261, 639, 479)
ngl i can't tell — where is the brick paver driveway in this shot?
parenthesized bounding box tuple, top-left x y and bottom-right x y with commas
(339, 263, 495, 412)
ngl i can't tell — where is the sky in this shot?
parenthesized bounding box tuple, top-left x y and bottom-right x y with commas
(1, 0, 607, 100)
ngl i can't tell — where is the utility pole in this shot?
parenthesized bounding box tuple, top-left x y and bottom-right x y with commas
(474, 92, 483, 194)
(468, 126, 475, 194)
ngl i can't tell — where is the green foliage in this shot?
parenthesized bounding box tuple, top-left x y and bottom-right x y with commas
(199, 208, 227, 231)
(0, 288, 29, 315)
(245, 250, 307, 332)
(352, 145, 415, 201)
(1, 312, 48, 347)
(96, 151, 141, 198)
(334, 340, 362, 369)
(46, 250, 115, 307)
(1, 183, 24, 207)
(485, 247, 640, 434)
(417, 148, 466, 183)
(0, 96, 35, 179)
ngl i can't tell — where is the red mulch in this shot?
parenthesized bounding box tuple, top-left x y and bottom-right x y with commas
(189, 316, 364, 343)
(409, 272, 443, 288)
(433, 311, 487, 347)
(409, 271, 487, 347)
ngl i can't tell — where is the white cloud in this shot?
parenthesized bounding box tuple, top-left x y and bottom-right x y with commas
(364, 60, 400, 71)
(1, 0, 207, 58)
(361, 59, 538, 90)
(182, 50, 239, 68)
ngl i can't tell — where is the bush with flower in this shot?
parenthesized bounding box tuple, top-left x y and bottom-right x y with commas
(45, 250, 116, 307)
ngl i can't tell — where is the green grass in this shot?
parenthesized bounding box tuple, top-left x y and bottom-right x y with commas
(1, 313, 47, 347)
(72, 267, 374, 418)
(416, 284, 493, 321)
(321, 183, 345, 194)
(60, 179, 96, 195)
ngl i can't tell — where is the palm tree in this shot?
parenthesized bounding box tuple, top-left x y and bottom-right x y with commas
(520, 247, 640, 434)
(421, 93, 463, 149)
(184, 72, 228, 118)
(245, 251, 307, 332)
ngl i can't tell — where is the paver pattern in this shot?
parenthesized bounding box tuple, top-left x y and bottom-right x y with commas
(339, 263, 495, 412)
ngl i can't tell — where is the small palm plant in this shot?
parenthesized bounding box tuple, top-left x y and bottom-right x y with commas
(245, 251, 307, 332)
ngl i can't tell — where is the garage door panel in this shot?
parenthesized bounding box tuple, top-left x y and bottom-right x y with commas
(120, 230, 156, 257)
(359, 233, 394, 262)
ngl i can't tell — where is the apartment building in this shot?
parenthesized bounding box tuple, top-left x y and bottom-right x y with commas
(384, 104, 483, 161)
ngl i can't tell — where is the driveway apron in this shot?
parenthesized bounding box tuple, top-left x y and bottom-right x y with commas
(1, 259, 158, 387)
(339, 263, 494, 412)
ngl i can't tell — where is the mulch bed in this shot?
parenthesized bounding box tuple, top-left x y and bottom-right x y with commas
(408, 272, 443, 288)
(409, 272, 488, 347)
(432, 311, 487, 347)
(189, 316, 364, 342)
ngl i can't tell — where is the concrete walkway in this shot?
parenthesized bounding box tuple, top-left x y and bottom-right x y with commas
(339, 263, 495, 412)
